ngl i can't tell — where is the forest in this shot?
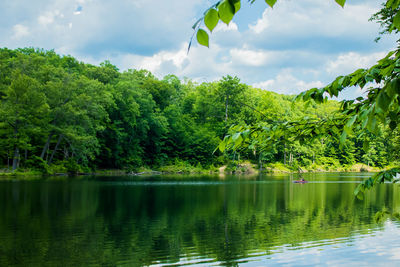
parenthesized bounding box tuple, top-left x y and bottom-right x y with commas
(1, 47, 399, 175)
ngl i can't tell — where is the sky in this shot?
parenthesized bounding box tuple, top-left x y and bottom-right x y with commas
(0, 0, 398, 98)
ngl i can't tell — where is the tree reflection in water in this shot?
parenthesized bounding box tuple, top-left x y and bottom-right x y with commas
(0, 173, 398, 266)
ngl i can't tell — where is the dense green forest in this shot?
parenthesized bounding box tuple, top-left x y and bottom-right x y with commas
(0, 48, 398, 174)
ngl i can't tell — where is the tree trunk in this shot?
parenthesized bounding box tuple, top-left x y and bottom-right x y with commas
(225, 95, 229, 121)
(284, 143, 287, 165)
(40, 132, 54, 159)
(12, 147, 19, 171)
(48, 135, 63, 165)
(64, 145, 69, 160)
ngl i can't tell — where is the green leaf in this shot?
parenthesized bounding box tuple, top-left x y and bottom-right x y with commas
(356, 192, 364, 200)
(229, 0, 241, 13)
(335, 0, 346, 8)
(367, 116, 377, 133)
(344, 115, 357, 134)
(394, 11, 400, 30)
(386, 0, 394, 9)
(218, 140, 226, 152)
(232, 132, 241, 141)
(380, 65, 395, 77)
(365, 74, 374, 82)
(234, 135, 243, 148)
(196, 29, 209, 47)
(339, 130, 347, 145)
(386, 80, 396, 98)
(377, 92, 391, 112)
(218, 0, 235, 25)
(204, 9, 219, 32)
(354, 184, 364, 197)
(234, 1, 241, 13)
(265, 0, 277, 8)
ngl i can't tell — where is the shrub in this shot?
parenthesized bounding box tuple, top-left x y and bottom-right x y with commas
(24, 156, 50, 174)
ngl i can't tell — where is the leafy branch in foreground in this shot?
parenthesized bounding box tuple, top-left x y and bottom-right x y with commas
(203, 0, 400, 198)
(296, 1, 400, 197)
(217, 115, 348, 157)
(297, 47, 400, 197)
(354, 168, 400, 200)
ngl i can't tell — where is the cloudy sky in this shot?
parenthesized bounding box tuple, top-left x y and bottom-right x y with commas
(1, 0, 397, 97)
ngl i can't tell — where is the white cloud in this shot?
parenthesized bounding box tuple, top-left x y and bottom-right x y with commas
(99, 42, 235, 83)
(12, 24, 29, 39)
(0, 0, 396, 102)
(214, 22, 238, 33)
(325, 51, 387, 76)
(252, 79, 274, 89)
(130, 44, 188, 73)
(229, 48, 273, 67)
(248, 1, 377, 38)
(253, 69, 324, 94)
(38, 10, 63, 26)
(248, 9, 270, 34)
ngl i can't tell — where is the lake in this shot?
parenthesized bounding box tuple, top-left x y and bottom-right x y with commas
(1, 172, 400, 266)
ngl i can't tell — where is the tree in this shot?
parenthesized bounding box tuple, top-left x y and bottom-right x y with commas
(0, 72, 49, 170)
(218, 75, 244, 121)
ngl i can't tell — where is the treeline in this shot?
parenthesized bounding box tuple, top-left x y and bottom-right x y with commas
(0, 48, 397, 173)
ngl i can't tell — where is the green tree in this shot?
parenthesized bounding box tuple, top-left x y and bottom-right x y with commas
(0, 72, 49, 170)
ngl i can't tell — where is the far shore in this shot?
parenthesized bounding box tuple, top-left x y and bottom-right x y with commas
(0, 162, 385, 178)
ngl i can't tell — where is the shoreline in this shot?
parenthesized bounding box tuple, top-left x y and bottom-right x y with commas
(0, 162, 384, 177)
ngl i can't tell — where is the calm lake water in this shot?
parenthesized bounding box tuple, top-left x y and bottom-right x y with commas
(1, 173, 400, 266)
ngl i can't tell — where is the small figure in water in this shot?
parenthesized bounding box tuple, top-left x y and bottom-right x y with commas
(301, 178, 305, 182)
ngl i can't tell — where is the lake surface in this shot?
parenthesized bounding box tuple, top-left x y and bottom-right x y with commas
(1, 172, 400, 266)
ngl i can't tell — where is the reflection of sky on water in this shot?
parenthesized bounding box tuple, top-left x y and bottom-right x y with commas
(164, 221, 400, 266)
(236, 221, 400, 266)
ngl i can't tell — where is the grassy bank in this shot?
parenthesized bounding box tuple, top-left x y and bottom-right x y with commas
(260, 162, 383, 174)
(0, 161, 388, 178)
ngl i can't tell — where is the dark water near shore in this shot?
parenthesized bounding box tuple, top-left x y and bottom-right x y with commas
(1, 173, 400, 266)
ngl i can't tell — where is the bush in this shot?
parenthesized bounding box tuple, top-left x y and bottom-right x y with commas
(47, 162, 67, 174)
(24, 156, 50, 174)
(301, 158, 312, 167)
(64, 159, 83, 174)
(316, 156, 341, 170)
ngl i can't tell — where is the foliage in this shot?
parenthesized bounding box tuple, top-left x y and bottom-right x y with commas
(296, 0, 400, 197)
(0, 47, 397, 177)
